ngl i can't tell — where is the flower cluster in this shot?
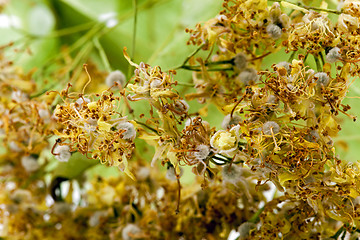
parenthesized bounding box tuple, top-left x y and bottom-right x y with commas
(2, 0, 360, 239)
(53, 85, 136, 179)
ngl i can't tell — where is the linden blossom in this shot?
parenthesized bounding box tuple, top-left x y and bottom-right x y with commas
(2, 0, 360, 239)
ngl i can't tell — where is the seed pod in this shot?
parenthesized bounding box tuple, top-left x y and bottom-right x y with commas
(194, 144, 210, 161)
(173, 99, 189, 114)
(305, 130, 320, 142)
(116, 122, 136, 140)
(237, 68, 259, 86)
(314, 72, 330, 88)
(326, 47, 341, 63)
(276, 61, 291, 75)
(266, 23, 282, 39)
(150, 79, 162, 89)
(262, 121, 280, 135)
(221, 114, 242, 129)
(105, 70, 126, 88)
(234, 53, 248, 71)
(75, 97, 90, 110)
(53, 145, 71, 162)
(222, 164, 242, 184)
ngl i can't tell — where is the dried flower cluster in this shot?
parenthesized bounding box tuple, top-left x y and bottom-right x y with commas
(1, 0, 360, 239)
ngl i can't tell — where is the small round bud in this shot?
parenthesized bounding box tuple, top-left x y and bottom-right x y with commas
(194, 144, 210, 161)
(238, 222, 257, 240)
(122, 224, 141, 240)
(75, 97, 90, 110)
(105, 70, 126, 88)
(53, 145, 71, 162)
(173, 99, 189, 114)
(21, 156, 40, 172)
(222, 164, 242, 184)
(150, 79, 162, 89)
(326, 47, 341, 63)
(237, 68, 259, 86)
(166, 165, 183, 181)
(234, 53, 248, 71)
(116, 122, 136, 140)
(314, 72, 330, 88)
(276, 61, 291, 75)
(269, 2, 281, 22)
(262, 121, 280, 135)
(266, 23, 282, 39)
(305, 130, 320, 142)
(221, 114, 242, 129)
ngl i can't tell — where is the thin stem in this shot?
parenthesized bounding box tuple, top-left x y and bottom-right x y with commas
(288, 51, 297, 62)
(134, 120, 161, 135)
(176, 82, 195, 87)
(249, 207, 265, 223)
(268, 0, 341, 14)
(127, 0, 138, 79)
(179, 65, 233, 72)
(314, 55, 322, 72)
(319, 51, 325, 66)
(303, 5, 341, 14)
(176, 43, 205, 69)
(93, 37, 112, 72)
(132, 0, 138, 59)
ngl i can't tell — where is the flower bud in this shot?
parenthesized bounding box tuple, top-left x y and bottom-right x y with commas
(75, 97, 90, 110)
(326, 47, 341, 63)
(222, 164, 242, 184)
(276, 61, 291, 75)
(237, 68, 259, 86)
(105, 70, 126, 88)
(221, 114, 242, 129)
(262, 121, 280, 135)
(314, 72, 330, 88)
(266, 24, 282, 39)
(234, 53, 248, 71)
(116, 122, 136, 140)
(173, 99, 189, 114)
(194, 144, 210, 161)
(53, 145, 71, 162)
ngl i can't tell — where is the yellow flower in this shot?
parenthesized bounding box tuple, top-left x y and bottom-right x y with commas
(210, 125, 240, 157)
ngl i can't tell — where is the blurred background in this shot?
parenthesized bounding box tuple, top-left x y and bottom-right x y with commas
(1, 0, 360, 239)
